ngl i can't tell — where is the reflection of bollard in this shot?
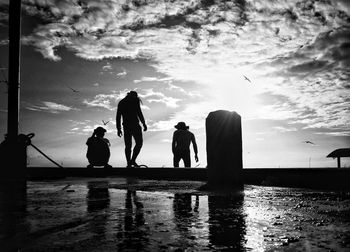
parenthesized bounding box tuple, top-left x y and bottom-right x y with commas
(208, 192, 245, 249)
(206, 110, 243, 188)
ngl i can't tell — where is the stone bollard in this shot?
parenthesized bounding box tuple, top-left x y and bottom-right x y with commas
(206, 110, 243, 189)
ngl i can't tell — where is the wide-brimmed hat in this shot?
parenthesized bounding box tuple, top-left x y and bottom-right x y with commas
(174, 122, 189, 130)
(95, 126, 106, 133)
(127, 90, 138, 97)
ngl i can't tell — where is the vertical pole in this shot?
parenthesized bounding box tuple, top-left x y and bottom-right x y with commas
(337, 157, 341, 168)
(0, 1, 26, 224)
(3, 0, 26, 180)
(7, 0, 21, 142)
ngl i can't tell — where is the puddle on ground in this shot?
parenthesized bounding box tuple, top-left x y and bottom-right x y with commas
(0, 177, 350, 251)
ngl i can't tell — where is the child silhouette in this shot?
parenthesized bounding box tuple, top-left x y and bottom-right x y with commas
(86, 127, 112, 169)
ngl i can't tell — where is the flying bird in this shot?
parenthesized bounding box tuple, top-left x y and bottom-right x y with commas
(274, 27, 280, 35)
(303, 141, 315, 145)
(243, 75, 252, 83)
(66, 86, 79, 93)
(102, 120, 109, 125)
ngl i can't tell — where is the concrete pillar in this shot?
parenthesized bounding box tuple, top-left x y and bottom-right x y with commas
(206, 110, 243, 188)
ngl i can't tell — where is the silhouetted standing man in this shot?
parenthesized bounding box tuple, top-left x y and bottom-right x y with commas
(116, 91, 147, 168)
(172, 122, 198, 167)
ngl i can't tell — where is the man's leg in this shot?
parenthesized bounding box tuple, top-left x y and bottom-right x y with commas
(130, 126, 143, 166)
(183, 150, 191, 167)
(173, 151, 181, 167)
(124, 129, 132, 167)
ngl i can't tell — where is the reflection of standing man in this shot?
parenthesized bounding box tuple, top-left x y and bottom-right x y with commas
(116, 91, 147, 168)
(172, 122, 198, 167)
(117, 190, 149, 251)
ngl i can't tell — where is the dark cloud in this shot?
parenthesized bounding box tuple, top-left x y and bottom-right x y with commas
(230, 0, 248, 27)
(288, 60, 328, 74)
(283, 9, 298, 22)
(131, 0, 148, 8)
(122, 4, 205, 31)
(314, 11, 327, 25)
(19, 0, 254, 58)
(122, 0, 249, 33)
(328, 41, 350, 61)
(22, 0, 63, 22)
(200, 0, 215, 8)
(296, 1, 315, 12)
(343, 84, 350, 89)
(313, 29, 350, 50)
(161, 13, 202, 30)
(264, 25, 350, 88)
(336, 0, 350, 15)
(340, 41, 350, 50)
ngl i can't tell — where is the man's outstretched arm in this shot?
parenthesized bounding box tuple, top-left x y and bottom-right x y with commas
(137, 104, 147, 131)
(191, 133, 199, 162)
(172, 132, 176, 154)
(116, 104, 122, 137)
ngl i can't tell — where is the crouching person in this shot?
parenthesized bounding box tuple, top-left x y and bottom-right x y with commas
(86, 127, 112, 169)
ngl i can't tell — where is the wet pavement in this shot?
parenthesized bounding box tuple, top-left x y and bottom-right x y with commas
(1, 177, 350, 251)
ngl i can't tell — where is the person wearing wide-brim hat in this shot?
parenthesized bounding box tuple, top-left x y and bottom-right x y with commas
(172, 122, 198, 167)
(86, 126, 112, 169)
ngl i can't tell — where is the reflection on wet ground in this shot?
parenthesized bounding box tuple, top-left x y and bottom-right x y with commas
(0, 177, 350, 251)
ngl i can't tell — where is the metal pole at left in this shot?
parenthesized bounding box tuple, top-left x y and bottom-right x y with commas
(7, 0, 22, 142)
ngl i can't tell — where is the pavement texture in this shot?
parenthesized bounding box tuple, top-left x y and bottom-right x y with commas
(1, 177, 350, 251)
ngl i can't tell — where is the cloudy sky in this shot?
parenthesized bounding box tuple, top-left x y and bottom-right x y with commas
(0, 0, 349, 168)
